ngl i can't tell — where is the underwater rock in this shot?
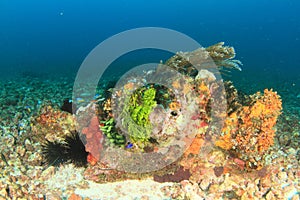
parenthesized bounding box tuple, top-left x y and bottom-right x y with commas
(195, 69, 216, 82)
(213, 166, 224, 177)
(199, 177, 210, 191)
(153, 166, 191, 183)
(149, 105, 168, 136)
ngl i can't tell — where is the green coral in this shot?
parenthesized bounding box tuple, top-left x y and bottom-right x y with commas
(129, 87, 157, 126)
(120, 87, 157, 149)
(100, 118, 126, 147)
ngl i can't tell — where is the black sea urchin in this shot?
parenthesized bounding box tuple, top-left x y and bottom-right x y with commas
(64, 130, 89, 167)
(42, 131, 88, 167)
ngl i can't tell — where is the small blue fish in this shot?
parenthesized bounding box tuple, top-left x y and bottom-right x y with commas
(93, 94, 99, 99)
(125, 142, 133, 149)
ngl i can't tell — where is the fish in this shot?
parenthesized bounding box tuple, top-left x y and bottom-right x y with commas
(125, 142, 133, 149)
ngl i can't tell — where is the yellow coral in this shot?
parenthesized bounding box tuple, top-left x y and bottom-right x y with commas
(243, 89, 282, 154)
(172, 80, 181, 89)
(169, 101, 181, 111)
(249, 101, 265, 118)
(215, 133, 233, 150)
(198, 81, 210, 94)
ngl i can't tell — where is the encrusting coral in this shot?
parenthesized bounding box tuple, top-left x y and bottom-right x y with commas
(81, 116, 103, 165)
(33, 104, 76, 143)
(216, 89, 282, 169)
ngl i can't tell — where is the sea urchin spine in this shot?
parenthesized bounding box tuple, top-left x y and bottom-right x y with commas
(42, 131, 88, 167)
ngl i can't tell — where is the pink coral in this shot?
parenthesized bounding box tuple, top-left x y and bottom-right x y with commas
(81, 116, 103, 164)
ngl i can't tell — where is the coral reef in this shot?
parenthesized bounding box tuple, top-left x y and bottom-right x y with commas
(3, 44, 298, 199)
(184, 135, 205, 156)
(216, 89, 282, 169)
(153, 166, 191, 183)
(106, 86, 159, 149)
(114, 84, 178, 150)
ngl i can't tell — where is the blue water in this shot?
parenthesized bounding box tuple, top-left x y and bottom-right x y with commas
(0, 0, 300, 92)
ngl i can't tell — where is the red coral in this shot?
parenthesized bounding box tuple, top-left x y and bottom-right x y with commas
(87, 153, 98, 166)
(81, 116, 103, 164)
